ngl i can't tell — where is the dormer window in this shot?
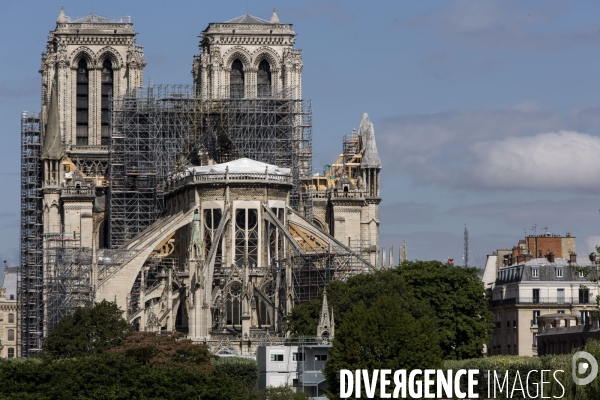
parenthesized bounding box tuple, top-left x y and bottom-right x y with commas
(556, 267, 563, 278)
(532, 267, 539, 278)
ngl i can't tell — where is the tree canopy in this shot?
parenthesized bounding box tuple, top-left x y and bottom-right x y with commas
(44, 300, 133, 358)
(287, 260, 493, 361)
(109, 332, 213, 371)
(0, 352, 260, 400)
(323, 296, 443, 399)
(287, 269, 429, 336)
(395, 260, 494, 360)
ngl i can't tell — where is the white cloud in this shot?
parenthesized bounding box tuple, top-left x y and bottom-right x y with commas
(467, 131, 600, 190)
(584, 236, 600, 255)
(377, 104, 600, 192)
(402, 0, 600, 52)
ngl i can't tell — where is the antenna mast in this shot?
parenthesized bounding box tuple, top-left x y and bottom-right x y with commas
(463, 224, 469, 268)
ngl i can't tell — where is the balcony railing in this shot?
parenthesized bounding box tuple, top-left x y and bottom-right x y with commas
(491, 297, 596, 307)
(531, 320, 538, 328)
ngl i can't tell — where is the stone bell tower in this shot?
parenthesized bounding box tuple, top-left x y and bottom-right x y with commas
(40, 7, 145, 181)
(193, 9, 303, 100)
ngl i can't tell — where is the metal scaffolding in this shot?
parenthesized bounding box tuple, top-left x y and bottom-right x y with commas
(288, 225, 374, 304)
(109, 84, 313, 248)
(19, 112, 44, 357)
(43, 230, 94, 332)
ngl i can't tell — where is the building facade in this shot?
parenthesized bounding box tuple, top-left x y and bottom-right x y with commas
(536, 314, 600, 356)
(489, 253, 599, 357)
(0, 268, 18, 358)
(257, 291, 334, 397)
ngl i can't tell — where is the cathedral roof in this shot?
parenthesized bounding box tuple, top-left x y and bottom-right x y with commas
(71, 13, 113, 23)
(187, 158, 291, 175)
(225, 14, 272, 24)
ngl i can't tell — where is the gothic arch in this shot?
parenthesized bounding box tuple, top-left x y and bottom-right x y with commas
(311, 218, 325, 231)
(223, 47, 252, 70)
(95, 208, 197, 309)
(70, 47, 96, 67)
(96, 47, 124, 69)
(251, 47, 281, 69)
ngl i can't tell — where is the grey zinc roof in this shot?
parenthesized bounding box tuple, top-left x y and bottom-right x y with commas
(225, 14, 271, 24)
(359, 113, 382, 169)
(495, 257, 598, 285)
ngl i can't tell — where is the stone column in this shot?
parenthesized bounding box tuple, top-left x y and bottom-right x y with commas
(167, 267, 173, 332)
(139, 268, 146, 328)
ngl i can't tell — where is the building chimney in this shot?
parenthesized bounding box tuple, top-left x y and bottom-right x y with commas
(517, 254, 525, 264)
(503, 257, 508, 267)
(590, 253, 597, 263)
(565, 318, 571, 327)
(576, 316, 582, 326)
(524, 254, 533, 262)
(569, 253, 577, 264)
(546, 252, 555, 263)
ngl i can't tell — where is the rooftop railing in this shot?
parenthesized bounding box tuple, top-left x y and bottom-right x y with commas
(491, 297, 596, 307)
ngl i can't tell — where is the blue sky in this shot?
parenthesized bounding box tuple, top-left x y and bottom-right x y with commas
(2, 0, 600, 273)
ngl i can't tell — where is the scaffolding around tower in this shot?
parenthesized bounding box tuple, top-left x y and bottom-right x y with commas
(43, 229, 94, 333)
(108, 84, 313, 249)
(19, 112, 44, 357)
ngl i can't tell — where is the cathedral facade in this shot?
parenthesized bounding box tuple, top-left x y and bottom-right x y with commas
(20, 8, 382, 356)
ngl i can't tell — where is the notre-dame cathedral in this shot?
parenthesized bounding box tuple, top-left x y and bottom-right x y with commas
(19, 8, 383, 356)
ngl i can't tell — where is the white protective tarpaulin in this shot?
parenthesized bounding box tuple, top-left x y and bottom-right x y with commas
(188, 158, 291, 175)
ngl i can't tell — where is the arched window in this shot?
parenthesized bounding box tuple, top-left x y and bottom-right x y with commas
(101, 59, 114, 146)
(204, 209, 223, 266)
(235, 209, 258, 268)
(230, 59, 244, 98)
(76, 59, 89, 146)
(8, 313, 14, 323)
(226, 283, 242, 327)
(257, 59, 271, 98)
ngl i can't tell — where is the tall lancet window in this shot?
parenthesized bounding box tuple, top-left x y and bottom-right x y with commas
(101, 59, 114, 146)
(257, 60, 271, 98)
(230, 59, 244, 98)
(76, 59, 89, 146)
(235, 209, 259, 268)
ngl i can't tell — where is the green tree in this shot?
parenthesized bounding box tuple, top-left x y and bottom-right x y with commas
(287, 270, 430, 336)
(323, 296, 443, 399)
(394, 260, 494, 360)
(212, 356, 260, 395)
(261, 385, 309, 400)
(109, 331, 213, 371)
(45, 300, 133, 358)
